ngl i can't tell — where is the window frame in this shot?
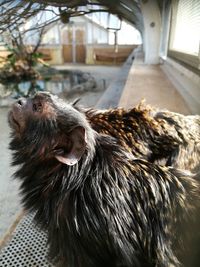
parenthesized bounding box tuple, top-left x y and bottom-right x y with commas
(168, 0, 200, 70)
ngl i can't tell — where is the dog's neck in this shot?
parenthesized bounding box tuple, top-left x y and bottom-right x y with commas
(13, 132, 131, 226)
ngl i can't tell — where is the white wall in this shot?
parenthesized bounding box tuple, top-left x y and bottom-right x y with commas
(141, 0, 161, 64)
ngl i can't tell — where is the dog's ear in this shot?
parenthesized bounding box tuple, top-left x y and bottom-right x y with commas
(54, 126, 86, 166)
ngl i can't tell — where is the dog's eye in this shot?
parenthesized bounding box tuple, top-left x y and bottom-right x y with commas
(54, 147, 65, 155)
(33, 102, 42, 112)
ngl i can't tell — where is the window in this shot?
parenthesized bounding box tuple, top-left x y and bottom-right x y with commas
(169, 0, 200, 70)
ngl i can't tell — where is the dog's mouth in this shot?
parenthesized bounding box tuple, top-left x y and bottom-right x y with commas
(9, 112, 20, 129)
(8, 103, 24, 132)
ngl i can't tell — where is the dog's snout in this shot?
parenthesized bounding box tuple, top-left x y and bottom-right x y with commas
(17, 98, 27, 107)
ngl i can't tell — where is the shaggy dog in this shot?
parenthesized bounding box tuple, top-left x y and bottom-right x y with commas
(84, 104, 200, 172)
(8, 92, 200, 267)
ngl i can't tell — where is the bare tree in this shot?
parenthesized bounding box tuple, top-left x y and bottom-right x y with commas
(0, 24, 46, 84)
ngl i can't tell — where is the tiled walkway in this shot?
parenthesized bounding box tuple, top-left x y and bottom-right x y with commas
(119, 62, 190, 114)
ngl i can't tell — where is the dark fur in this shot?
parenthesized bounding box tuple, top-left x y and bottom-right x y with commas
(8, 93, 200, 267)
(85, 105, 200, 172)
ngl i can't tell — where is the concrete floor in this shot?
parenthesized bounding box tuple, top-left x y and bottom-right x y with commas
(119, 64, 190, 114)
(0, 108, 21, 239)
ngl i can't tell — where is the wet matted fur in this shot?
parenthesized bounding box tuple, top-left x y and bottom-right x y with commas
(8, 92, 200, 267)
(84, 104, 200, 172)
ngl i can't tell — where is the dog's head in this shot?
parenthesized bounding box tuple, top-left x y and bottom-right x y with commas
(8, 92, 95, 166)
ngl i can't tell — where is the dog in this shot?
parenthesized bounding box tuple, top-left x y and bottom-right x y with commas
(8, 92, 200, 267)
(83, 104, 200, 172)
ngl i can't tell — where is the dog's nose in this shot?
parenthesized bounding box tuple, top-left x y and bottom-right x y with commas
(17, 98, 27, 107)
